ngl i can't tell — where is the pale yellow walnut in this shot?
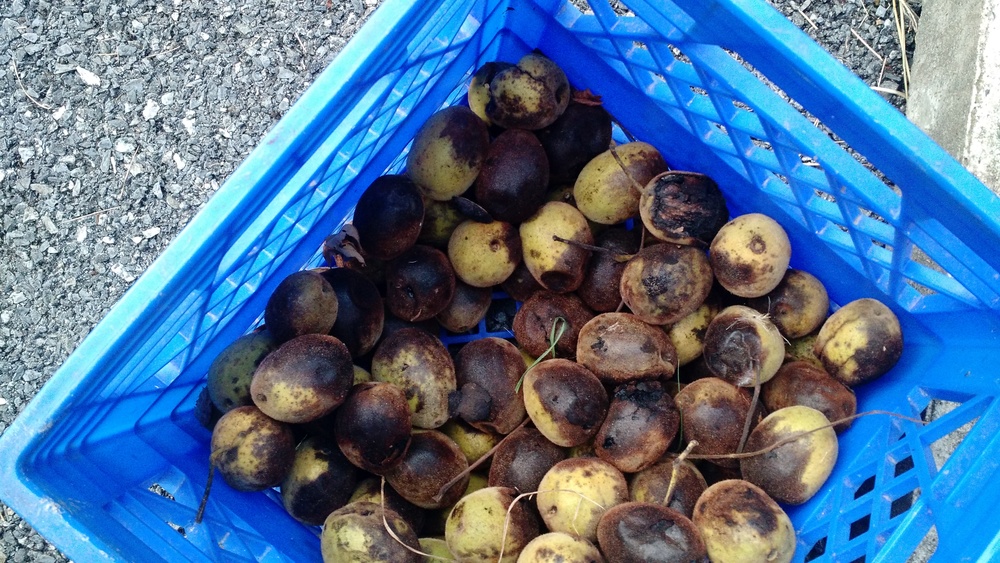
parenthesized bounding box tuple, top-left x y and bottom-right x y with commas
(693, 480, 796, 563)
(573, 141, 666, 225)
(519, 201, 594, 293)
(448, 220, 521, 288)
(517, 532, 604, 563)
(667, 299, 721, 366)
(406, 106, 489, 201)
(813, 297, 902, 386)
(536, 458, 628, 542)
(740, 405, 838, 505)
(440, 420, 501, 465)
(709, 213, 792, 298)
(444, 487, 538, 563)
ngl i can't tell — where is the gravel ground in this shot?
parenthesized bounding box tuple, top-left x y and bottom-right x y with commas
(0, 0, 915, 561)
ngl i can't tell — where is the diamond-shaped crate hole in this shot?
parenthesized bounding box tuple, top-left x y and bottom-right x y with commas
(921, 399, 978, 471)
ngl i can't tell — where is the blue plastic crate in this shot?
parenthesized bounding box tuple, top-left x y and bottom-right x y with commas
(3, 0, 1000, 560)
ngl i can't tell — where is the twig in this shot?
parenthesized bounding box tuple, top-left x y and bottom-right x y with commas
(293, 33, 309, 72)
(686, 410, 927, 461)
(118, 146, 139, 199)
(608, 140, 647, 194)
(871, 86, 907, 98)
(737, 380, 762, 454)
(431, 417, 531, 504)
(514, 317, 567, 393)
(143, 45, 180, 60)
(499, 488, 606, 562)
(380, 477, 444, 560)
(891, 0, 912, 97)
(791, 1, 818, 30)
(850, 28, 885, 64)
(194, 459, 215, 524)
(12, 58, 53, 110)
(66, 206, 122, 223)
(663, 440, 698, 507)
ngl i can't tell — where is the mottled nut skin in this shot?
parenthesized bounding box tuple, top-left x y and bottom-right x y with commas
(263, 269, 339, 343)
(577, 227, 641, 313)
(639, 171, 728, 247)
(351, 174, 425, 260)
(384, 430, 470, 510)
(667, 295, 721, 367)
(436, 281, 492, 333)
(475, 128, 550, 224)
(513, 291, 594, 359)
(448, 220, 522, 288)
(486, 53, 570, 130)
(702, 305, 785, 387)
(596, 502, 708, 563)
(444, 486, 539, 563)
(210, 405, 295, 491)
(629, 454, 708, 518)
(575, 312, 677, 386)
(536, 97, 614, 185)
(406, 105, 490, 201)
(384, 244, 456, 323)
(518, 532, 604, 563)
(523, 358, 609, 448)
(673, 377, 757, 469)
(453, 337, 527, 435)
(762, 361, 857, 432)
(371, 327, 456, 429)
(488, 427, 566, 496)
(207, 330, 279, 412)
(280, 435, 363, 526)
(740, 405, 838, 505)
(319, 267, 384, 358)
(812, 297, 903, 386)
(320, 501, 422, 563)
(746, 268, 830, 339)
(709, 212, 791, 298)
(520, 201, 594, 293)
(250, 333, 354, 424)
(334, 382, 412, 474)
(468, 62, 514, 124)
(574, 141, 667, 225)
(619, 243, 714, 326)
(594, 380, 681, 473)
(537, 457, 629, 542)
(692, 479, 796, 563)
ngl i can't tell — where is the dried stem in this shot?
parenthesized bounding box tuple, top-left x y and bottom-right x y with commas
(498, 488, 606, 562)
(12, 58, 53, 110)
(552, 234, 634, 262)
(66, 205, 121, 223)
(194, 459, 215, 524)
(608, 140, 647, 194)
(737, 379, 762, 454)
(381, 477, 446, 560)
(663, 440, 699, 507)
(431, 417, 531, 504)
(117, 146, 139, 199)
(514, 316, 567, 393)
(687, 410, 927, 461)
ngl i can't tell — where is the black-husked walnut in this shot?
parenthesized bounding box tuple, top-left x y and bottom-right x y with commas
(264, 269, 338, 343)
(620, 243, 714, 325)
(351, 174, 425, 260)
(597, 502, 708, 563)
(639, 171, 729, 246)
(334, 382, 412, 474)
